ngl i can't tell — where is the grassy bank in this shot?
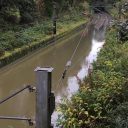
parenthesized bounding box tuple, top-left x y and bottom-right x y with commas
(0, 13, 87, 68)
(57, 29, 128, 128)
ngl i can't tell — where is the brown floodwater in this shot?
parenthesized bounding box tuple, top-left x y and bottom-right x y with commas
(0, 27, 93, 128)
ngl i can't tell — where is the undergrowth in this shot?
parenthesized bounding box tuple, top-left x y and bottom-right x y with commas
(57, 29, 128, 128)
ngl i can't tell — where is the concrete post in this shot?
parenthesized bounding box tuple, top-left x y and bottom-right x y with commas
(35, 67, 54, 128)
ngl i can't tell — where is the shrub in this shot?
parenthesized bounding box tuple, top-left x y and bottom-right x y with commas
(0, 31, 16, 50)
(0, 46, 5, 57)
(110, 102, 128, 128)
(2, 6, 21, 24)
(20, 12, 33, 23)
(57, 29, 128, 128)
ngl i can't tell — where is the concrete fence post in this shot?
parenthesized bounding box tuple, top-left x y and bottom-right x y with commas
(35, 67, 55, 128)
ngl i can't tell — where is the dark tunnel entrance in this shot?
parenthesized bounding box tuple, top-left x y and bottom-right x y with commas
(91, 0, 108, 13)
(93, 6, 107, 13)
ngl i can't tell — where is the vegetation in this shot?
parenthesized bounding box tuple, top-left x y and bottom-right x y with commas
(56, 1, 128, 128)
(0, 15, 84, 52)
(0, 14, 87, 68)
(57, 29, 128, 128)
(0, 0, 86, 23)
(0, 0, 127, 126)
(0, 0, 89, 67)
(0, 0, 124, 59)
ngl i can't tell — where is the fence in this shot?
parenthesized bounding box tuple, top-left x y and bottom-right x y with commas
(0, 67, 55, 128)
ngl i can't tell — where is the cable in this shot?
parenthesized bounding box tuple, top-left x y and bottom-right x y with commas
(62, 28, 87, 78)
(55, 25, 88, 88)
(55, 12, 111, 88)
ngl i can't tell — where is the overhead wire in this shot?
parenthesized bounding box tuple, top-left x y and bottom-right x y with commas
(55, 24, 89, 88)
(54, 3, 113, 88)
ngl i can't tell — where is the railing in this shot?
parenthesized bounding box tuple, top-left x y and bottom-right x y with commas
(0, 67, 55, 128)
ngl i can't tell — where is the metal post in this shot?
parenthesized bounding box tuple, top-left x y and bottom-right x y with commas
(52, 1, 57, 36)
(0, 116, 34, 126)
(35, 67, 55, 128)
(0, 85, 35, 105)
(53, 20, 56, 35)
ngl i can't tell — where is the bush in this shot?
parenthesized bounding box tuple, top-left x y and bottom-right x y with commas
(20, 12, 33, 23)
(2, 6, 21, 24)
(110, 102, 128, 128)
(57, 29, 128, 128)
(0, 31, 16, 50)
(0, 46, 5, 57)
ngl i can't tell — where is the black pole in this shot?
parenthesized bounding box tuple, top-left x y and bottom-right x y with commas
(0, 85, 35, 105)
(52, 1, 57, 36)
(0, 116, 30, 121)
(0, 116, 34, 126)
(35, 67, 55, 128)
(53, 20, 56, 35)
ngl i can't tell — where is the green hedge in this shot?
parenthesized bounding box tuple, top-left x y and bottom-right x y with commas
(57, 29, 128, 128)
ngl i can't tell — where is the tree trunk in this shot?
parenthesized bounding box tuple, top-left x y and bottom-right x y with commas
(35, 0, 45, 16)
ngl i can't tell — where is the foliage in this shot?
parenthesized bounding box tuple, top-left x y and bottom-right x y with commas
(0, 46, 5, 57)
(0, 0, 36, 23)
(0, 0, 86, 60)
(57, 29, 128, 128)
(0, 0, 87, 24)
(1, 6, 21, 23)
(110, 102, 128, 128)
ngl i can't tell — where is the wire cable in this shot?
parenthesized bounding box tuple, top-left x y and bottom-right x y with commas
(55, 12, 111, 88)
(55, 25, 88, 88)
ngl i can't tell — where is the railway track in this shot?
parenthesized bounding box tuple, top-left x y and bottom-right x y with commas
(91, 12, 112, 30)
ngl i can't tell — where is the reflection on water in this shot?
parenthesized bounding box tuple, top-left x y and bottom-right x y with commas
(67, 39, 105, 96)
